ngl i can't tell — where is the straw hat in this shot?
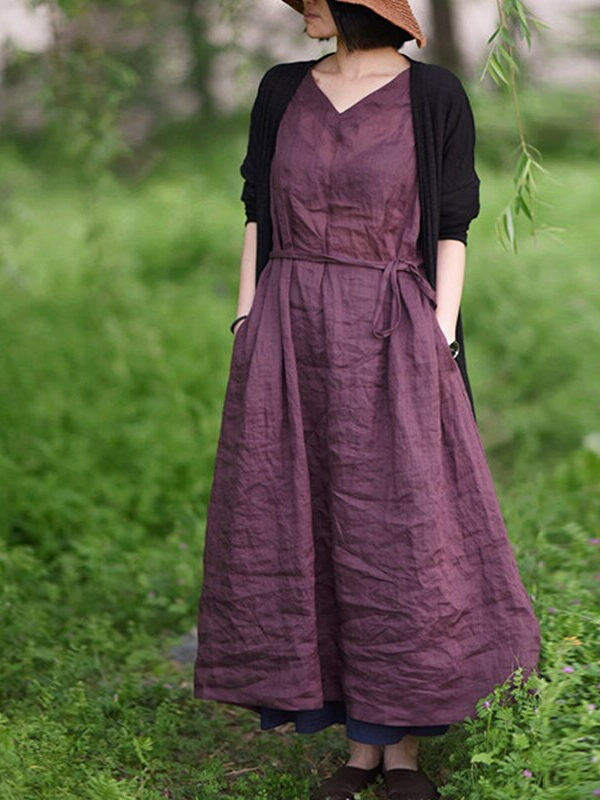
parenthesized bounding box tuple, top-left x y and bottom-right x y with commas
(281, 0, 427, 49)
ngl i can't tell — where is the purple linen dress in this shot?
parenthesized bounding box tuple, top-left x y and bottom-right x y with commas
(193, 64, 541, 735)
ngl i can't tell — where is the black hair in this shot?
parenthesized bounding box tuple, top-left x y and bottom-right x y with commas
(321, 0, 414, 51)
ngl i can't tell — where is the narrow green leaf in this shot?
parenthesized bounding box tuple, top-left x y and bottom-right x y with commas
(471, 752, 496, 765)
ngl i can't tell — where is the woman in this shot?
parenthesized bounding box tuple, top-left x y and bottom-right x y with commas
(194, 2, 542, 798)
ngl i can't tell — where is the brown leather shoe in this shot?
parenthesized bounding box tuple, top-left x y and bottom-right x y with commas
(310, 759, 383, 800)
(383, 766, 440, 800)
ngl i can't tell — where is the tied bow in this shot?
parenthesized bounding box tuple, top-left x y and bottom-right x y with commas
(371, 257, 436, 339)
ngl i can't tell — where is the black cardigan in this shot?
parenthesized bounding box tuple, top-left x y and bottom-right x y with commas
(239, 52, 481, 416)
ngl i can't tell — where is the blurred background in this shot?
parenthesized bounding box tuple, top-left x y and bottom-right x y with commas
(1, 2, 599, 799)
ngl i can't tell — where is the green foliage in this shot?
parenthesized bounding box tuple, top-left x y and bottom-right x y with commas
(42, 47, 140, 175)
(439, 479, 600, 798)
(26, 1, 145, 176)
(463, 157, 600, 480)
(441, 654, 600, 798)
(482, 1, 556, 253)
(471, 84, 599, 166)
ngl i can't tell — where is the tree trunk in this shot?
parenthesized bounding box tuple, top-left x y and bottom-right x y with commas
(184, 0, 217, 117)
(429, 0, 463, 75)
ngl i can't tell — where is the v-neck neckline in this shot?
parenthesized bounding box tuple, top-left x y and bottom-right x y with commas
(307, 61, 411, 117)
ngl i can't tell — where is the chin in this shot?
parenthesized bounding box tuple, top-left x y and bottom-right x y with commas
(305, 21, 334, 37)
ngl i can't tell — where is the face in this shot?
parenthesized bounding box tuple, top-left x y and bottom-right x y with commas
(302, 0, 338, 39)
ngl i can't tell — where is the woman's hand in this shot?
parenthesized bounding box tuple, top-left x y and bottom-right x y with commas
(434, 314, 455, 344)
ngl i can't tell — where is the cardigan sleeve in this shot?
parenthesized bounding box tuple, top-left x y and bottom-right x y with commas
(239, 69, 272, 225)
(439, 75, 481, 245)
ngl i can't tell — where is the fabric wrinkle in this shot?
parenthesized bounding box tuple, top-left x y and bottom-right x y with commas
(193, 60, 541, 742)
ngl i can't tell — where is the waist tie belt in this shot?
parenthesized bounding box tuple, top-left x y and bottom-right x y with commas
(268, 246, 437, 339)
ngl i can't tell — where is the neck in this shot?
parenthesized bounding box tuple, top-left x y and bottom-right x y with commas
(322, 45, 411, 78)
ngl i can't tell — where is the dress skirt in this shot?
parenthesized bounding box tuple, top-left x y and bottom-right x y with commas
(193, 63, 541, 744)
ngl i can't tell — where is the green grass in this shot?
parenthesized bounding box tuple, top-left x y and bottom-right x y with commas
(0, 117, 599, 798)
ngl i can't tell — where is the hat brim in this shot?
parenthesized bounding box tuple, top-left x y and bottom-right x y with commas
(281, 0, 427, 49)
